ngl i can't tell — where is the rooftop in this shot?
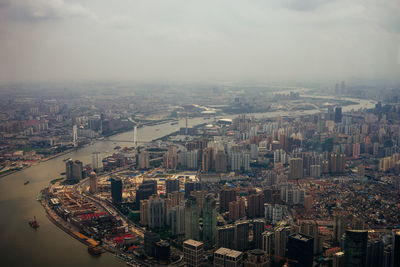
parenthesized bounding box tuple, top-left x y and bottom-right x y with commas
(215, 247, 242, 258)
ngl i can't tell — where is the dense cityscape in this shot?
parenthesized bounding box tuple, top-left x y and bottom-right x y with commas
(1, 82, 400, 267)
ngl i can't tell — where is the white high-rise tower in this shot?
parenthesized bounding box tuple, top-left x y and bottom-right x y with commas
(73, 125, 78, 147)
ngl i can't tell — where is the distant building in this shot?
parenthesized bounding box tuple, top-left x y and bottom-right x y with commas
(203, 194, 217, 248)
(183, 239, 204, 267)
(214, 247, 243, 267)
(289, 158, 303, 179)
(235, 220, 250, 251)
(138, 150, 150, 169)
(135, 180, 157, 209)
(185, 196, 200, 241)
(220, 187, 237, 213)
(215, 150, 227, 173)
(253, 219, 266, 250)
(335, 107, 342, 123)
(247, 193, 264, 218)
(111, 177, 122, 204)
(89, 171, 97, 193)
(66, 160, 83, 181)
(165, 179, 179, 195)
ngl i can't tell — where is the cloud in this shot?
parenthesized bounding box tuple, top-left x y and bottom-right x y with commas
(0, 0, 97, 22)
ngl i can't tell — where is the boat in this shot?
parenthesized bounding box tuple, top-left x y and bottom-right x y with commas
(63, 157, 72, 162)
(29, 216, 39, 229)
(24, 181, 30, 185)
(170, 121, 178, 125)
(88, 245, 103, 256)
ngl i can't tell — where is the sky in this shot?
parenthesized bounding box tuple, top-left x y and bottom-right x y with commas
(0, 0, 399, 84)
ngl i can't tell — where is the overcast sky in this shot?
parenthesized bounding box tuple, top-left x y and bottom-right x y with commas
(0, 0, 399, 84)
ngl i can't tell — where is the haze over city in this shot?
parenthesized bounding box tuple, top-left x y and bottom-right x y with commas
(0, 0, 399, 84)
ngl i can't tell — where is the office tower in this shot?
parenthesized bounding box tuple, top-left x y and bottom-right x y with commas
(333, 215, 345, 244)
(202, 147, 213, 172)
(235, 221, 250, 251)
(335, 107, 342, 123)
(138, 150, 150, 169)
(140, 199, 150, 226)
(393, 231, 400, 267)
(214, 247, 243, 267)
(183, 239, 204, 267)
(66, 160, 83, 180)
(89, 171, 97, 194)
(144, 231, 160, 257)
(287, 233, 314, 267)
(203, 194, 217, 248)
(166, 179, 179, 194)
(262, 231, 274, 255)
(185, 196, 200, 241)
(220, 187, 237, 212)
(253, 219, 266, 249)
(332, 252, 345, 267)
(289, 158, 303, 179)
(135, 180, 157, 209)
(217, 225, 235, 249)
(73, 125, 78, 147)
(344, 230, 368, 267)
(247, 193, 265, 218)
(215, 150, 227, 173)
(184, 182, 201, 198)
(300, 220, 320, 254)
(168, 203, 185, 236)
(111, 177, 123, 204)
(155, 241, 170, 261)
(244, 249, 270, 267)
(149, 195, 165, 229)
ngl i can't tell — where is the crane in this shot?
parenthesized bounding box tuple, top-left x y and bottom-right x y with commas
(267, 254, 298, 267)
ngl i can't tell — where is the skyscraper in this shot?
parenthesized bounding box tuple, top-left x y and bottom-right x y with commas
(203, 194, 217, 248)
(252, 219, 266, 250)
(287, 233, 314, 267)
(185, 196, 200, 241)
(247, 193, 265, 218)
(215, 150, 227, 173)
(66, 160, 83, 180)
(149, 195, 165, 229)
(334, 107, 342, 123)
(135, 180, 157, 209)
(344, 230, 368, 267)
(202, 147, 213, 172)
(111, 177, 122, 204)
(217, 225, 235, 249)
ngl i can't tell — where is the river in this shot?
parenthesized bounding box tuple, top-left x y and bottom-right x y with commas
(0, 95, 375, 267)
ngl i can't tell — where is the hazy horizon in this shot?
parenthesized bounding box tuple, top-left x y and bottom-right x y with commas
(0, 0, 399, 84)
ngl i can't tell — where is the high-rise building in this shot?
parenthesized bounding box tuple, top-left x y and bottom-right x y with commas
(155, 240, 170, 261)
(235, 221, 250, 251)
(393, 231, 400, 267)
(247, 193, 265, 218)
(73, 125, 78, 147)
(203, 194, 217, 248)
(244, 249, 270, 267)
(135, 180, 157, 209)
(202, 147, 213, 172)
(332, 252, 345, 267)
(214, 247, 243, 267)
(217, 225, 235, 249)
(334, 107, 342, 123)
(138, 150, 150, 169)
(229, 201, 240, 221)
(183, 239, 204, 267)
(191, 190, 207, 215)
(300, 220, 320, 254)
(287, 233, 314, 267)
(250, 144, 259, 160)
(164, 147, 178, 169)
(149, 195, 165, 229)
(262, 231, 274, 255)
(344, 230, 368, 267)
(333, 215, 345, 244)
(220, 187, 237, 213)
(181, 149, 198, 169)
(89, 171, 97, 194)
(185, 196, 200, 241)
(274, 226, 292, 257)
(91, 152, 101, 170)
(111, 177, 122, 204)
(140, 199, 150, 226)
(66, 160, 83, 181)
(144, 231, 160, 257)
(168, 203, 185, 236)
(215, 150, 227, 173)
(253, 219, 266, 250)
(184, 182, 201, 198)
(289, 158, 303, 179)
(166, 179, 179, 195)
